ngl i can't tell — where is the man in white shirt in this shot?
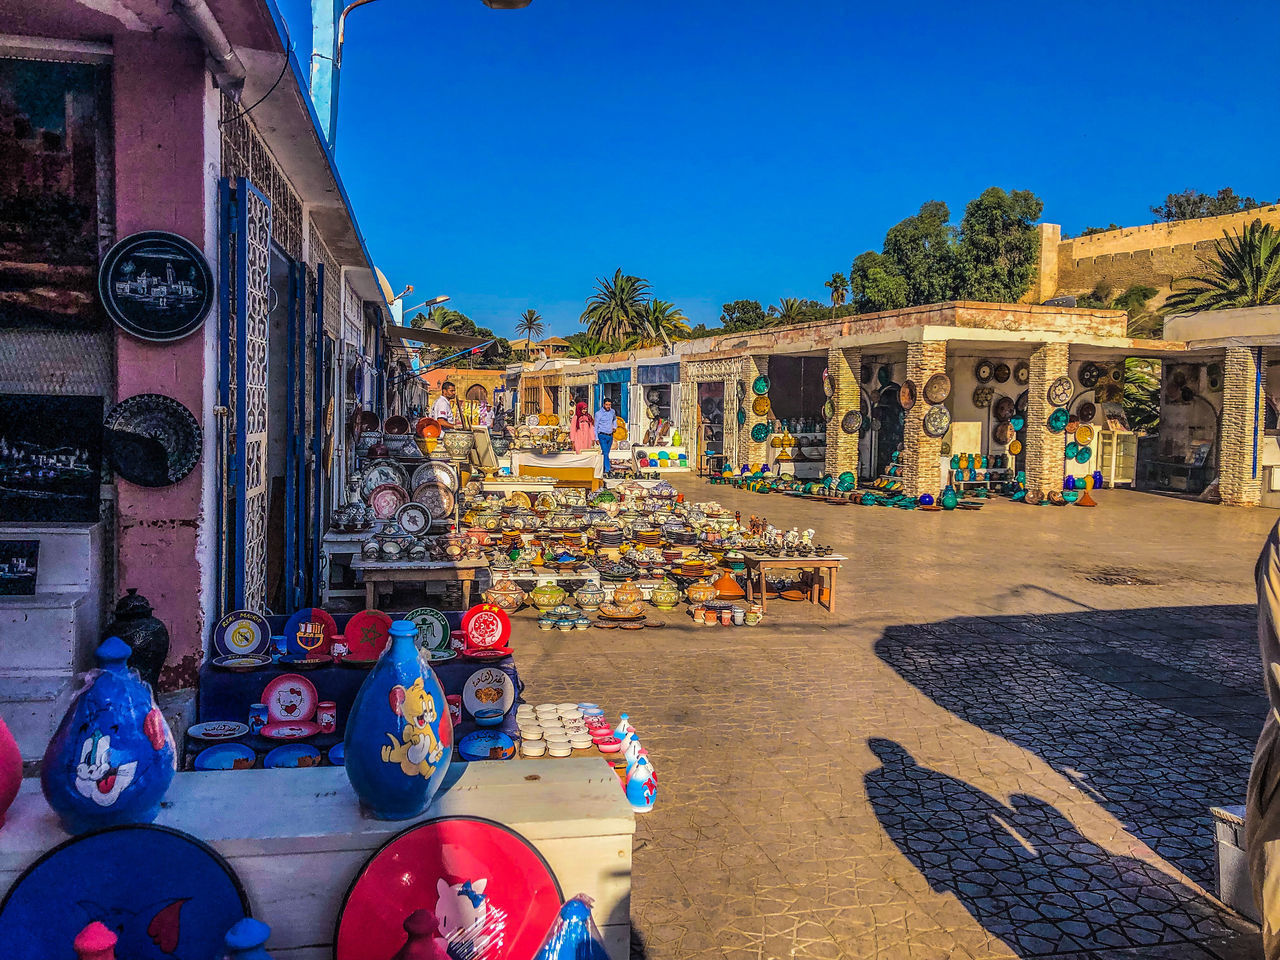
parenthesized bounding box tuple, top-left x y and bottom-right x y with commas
(431, 381, 461, 428)
(594, 397, 621, 477)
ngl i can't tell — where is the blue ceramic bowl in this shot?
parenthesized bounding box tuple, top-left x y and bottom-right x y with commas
(474, 708, 504, 727)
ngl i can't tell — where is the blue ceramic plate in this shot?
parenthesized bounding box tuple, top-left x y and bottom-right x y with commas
(264, 744, 322, 769)
(751, 423, 769, 442)
(328, 742, 345, 766)
(194, 742, 256, 770)
(212, 609, 271, 658)
(1064, 441, 1079, 459)
(457, 730, 516, 761)
(1047, 408, 1069, 432)
(1010, 415, 1025, 431)
(1075, 445, 1092, 463)
(752, 375, 770, 396)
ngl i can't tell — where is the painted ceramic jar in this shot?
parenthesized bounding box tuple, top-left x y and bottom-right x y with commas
(102, 588, 169, 690)
(685, 579, 717, 605)
(41, 637, 175, 835)
(650, 580, 680, 610)
(574, 581, 604, 611)
(625, 754, 657, 813)
(441, 429, 474, 460)
(530, 580, 566, 611)
(611, 581, 643, 606)
(0, 715, 20, 827)
(344, 620, 453, 820)
(484, 577, 526, 612)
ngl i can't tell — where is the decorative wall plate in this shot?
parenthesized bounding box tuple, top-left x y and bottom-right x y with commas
(972, 385, 995, 408)
(411, 460, 459, 492)
(261, 720, 321, 741)
(262, 673, 318, 723)
(1047, 376, 1075, 406)
(1076, 401, 1097, 424)
(899, 380, 917, 411)
(993, 396, 1016, 422)
(1075, 445, 1092, 463)
(841, 410, 863, 435)
(1065, 441, 1079, 459)
(264, 744, 321, 768)
(993, 362, 1011, 383)
(1015, 389, 1029, 413)
(361, 459, 409, 499)
(1078, 362, 1101, 387)
(751, 396, 770, 416)
(975, 360, 994, 383)
(1013, 360, 1030, 385)
(194, 742, 255, 770)
(405, 607, 452, 654)
(1075, 424, 1094, 446)
(413, 481, 456, 521)
(993, 421, 1013, 444)
(923, 373, 951, 404)
(344, 609, 393, 660)
(98, 231, 214, 342)
(1008, 439, 1023, 455)
(212, 609, 271, 657)
(877, 365, 892, 386)
(396, 501, 431, 535)
(922, 405, 951, 438)
(463, 666, 516, 717)
(369, 484, 409, 519)
(283, 607, 338, 656)
(211, 653, 272, 671)
(188, 721, 249, 741)
(752, 375, 771, 395)
(822, 370, 833, 397)
(461, 603, 511, 650)
(822, 399, 836, 420)
(1010, 415, 1026, 432)
(104, 393, 202, 487)
(737, 408, 747, 426)
(0, 824, 249, 960)
(1047, 408, 1069, 432)
(748, 423, 767, 442)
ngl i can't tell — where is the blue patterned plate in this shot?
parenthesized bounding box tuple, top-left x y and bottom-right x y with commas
(264, 744, 322, 768)
(194, 742, 256, 770)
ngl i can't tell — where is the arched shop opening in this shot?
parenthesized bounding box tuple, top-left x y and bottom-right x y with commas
(766, 355, 828, 478)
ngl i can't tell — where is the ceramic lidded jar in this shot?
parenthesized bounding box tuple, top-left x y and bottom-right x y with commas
(685, 579, 717, 606)
(102, 589, 169, 690)
(650, 580, 680, 610)
(41, 637, 176, 835)
(344, 620, 453, 820)
(530, 579, 566, 611)
(573, 580, 604, 611)
(612, 580, 643, 606)
(484, 577, 526, 612)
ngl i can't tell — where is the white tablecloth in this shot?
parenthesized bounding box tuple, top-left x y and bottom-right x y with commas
(511, 450, 605, 479)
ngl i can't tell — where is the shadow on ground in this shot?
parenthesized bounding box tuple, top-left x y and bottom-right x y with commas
(874, 604, 1265, 888)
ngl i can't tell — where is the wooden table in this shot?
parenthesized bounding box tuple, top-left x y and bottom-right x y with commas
(743, 553, 846, 614)
(351, 557, 486, 608)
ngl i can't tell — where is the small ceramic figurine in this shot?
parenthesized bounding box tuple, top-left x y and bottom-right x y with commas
(41, 637, 176, 835)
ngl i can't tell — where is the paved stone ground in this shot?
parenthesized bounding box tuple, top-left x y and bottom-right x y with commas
(518, 485, 1280, 960)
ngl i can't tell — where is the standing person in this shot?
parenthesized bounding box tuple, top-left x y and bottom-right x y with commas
(595, 396, 621, 477)
(431, 381, 462, 428)
(570, 400, 595, 452)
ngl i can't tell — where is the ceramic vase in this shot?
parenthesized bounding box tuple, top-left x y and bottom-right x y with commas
(102, 589, 169, 690)
(442, 429, 474, 461)
(0, 715, 20, 827)
(344, 620, 453, 820)
(41, 637, 176, 835)
(224, 918, 274, 960)
(624, 753, 657, 813)
(940, 487, 958, 511)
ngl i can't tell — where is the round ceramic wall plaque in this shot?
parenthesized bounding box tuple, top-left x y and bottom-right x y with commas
(98, 231, 214, 342)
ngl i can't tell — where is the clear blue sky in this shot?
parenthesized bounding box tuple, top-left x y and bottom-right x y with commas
(275, 0, 1277, 338)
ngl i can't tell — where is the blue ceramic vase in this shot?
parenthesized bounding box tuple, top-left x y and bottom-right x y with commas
(344, 620, 453, 820)
(41, 637, 175, 835)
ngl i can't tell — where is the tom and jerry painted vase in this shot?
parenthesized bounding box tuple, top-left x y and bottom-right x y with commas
(345, 620, 453, 819)
(41, 637, 176, 835)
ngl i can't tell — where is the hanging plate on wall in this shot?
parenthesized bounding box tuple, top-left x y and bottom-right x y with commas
(974, 360, 994, 384)
(1075, 424, 1094, 446)
(993, 396, 1016, 422)
(104, 393, 202, 487)
(877, 365, 892, 386)
(993, 362, 1011, 384)
(1047, 408, 1069, 432)
(1078, 363, 1101, 388)
(750, 422, 770, 442)
(923, 373, 951, 404)
(922, 404, 951, 438)
(751, 395, 771, 416)
(972, 385, 995, 408)
(993, 421, 1013, 444)
(841, 410, 862, 434)
(1015, 389, 1029, 414)
(1013, 361, 1030, 385)
(822, 368, 833, 397)
(899, 380, 917, 411)
(1009, 439, 1023, 455)
(98, 231, 215, 342)
(1206, 363, 1223, 392)
(1076, 401, 1097, 424)
(1075, 445, 1093, 463)
(823, 399, 836, 421)
(737, 407, 747, 426)
(752, 375, 771, 395)
(1047, 376, 1075, 406)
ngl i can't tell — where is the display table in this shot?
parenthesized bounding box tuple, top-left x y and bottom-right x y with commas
(0, 759, 635, 959)
(510, 450, 603, 489)
(351, 557, 485, 608)
(743, 553, 846, 614)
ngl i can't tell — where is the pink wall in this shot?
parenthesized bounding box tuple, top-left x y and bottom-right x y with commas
(112, 34, 209, 690)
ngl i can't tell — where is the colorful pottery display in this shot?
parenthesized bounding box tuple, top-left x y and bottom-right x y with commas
(344, 620, 453, 820)
(441, 429, 475, 460)
(611, 581, 643, 606)
(262, 673, 318, 723)
(334, 817, 562, 960)
(41, 637, 175, 835)
(685, 580, 717, 605)
(650, 581, 680, 610)
(344, 609, 394, 660)
(194, 742, 256, 770)
(102, 589, 170, 689)
(0, 824, 250, 960)
(212, 609, 271, 659)
(283, 607, 339, 657)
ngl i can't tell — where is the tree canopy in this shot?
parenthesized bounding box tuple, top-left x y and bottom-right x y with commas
(1164, 220, 1280, 312)
(1151, 188, 1277, 223)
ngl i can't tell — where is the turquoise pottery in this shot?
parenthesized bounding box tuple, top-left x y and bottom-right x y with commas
(949, 455, 959, 470)
(1047, 408, 1069, 432)
(1063, 490, 1080, 503)
(1076, 445, 1092, 463)
(41, 637, 175, 835)
(1065, 441, 1079, 459)
(344, 619, 453, 820)
(1010, 415, 1025, 431)
(940, 487, 958, 510)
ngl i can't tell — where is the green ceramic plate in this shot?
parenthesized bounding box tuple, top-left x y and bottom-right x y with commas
(752, 375, 771, 396)
(751, 422, 770, 442)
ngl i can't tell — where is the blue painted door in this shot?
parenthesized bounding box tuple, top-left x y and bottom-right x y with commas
(283, 259, 307, 611)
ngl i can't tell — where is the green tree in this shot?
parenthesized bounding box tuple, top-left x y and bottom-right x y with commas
(774, 298, 805, 325)
(1151, 188, 1276, 222)
(1123, 358, 1161, 433)
(824, 272, 849, 316)
(424, 305, 476, 335)
(719, 299, 771, 331)
(882, 200, 955, 305)
(1164, 221, 1280, 313)
(567, 332, 609, 358)
(516, 308, 545, 343)
(848, 251, 908, 313)
(1077, 282, 1160, 337)
(953, 187, 1043, 302)
(628, 299, 691, 348)
(581, 269, 651, 346)
(1079, 223, 1121, 237)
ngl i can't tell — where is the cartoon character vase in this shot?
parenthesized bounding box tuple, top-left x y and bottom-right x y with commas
(624, 754, 657, 813)
(0, 715, 20, 827)
(41, 637, 175, 835)
(344, 620, 453, 819)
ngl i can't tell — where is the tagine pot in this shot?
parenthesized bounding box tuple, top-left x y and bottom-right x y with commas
(611, 580, 643, 607)
(345, 620, 453, 820)
(41, 637, 175, 835)
(650, 580, 680, 610)
(102, 588, 169, 690)
(484, 577, 526, 612)
(0, 715, 20, 827)
(574, 580, 604, 611)
(530, 580, 567, 611)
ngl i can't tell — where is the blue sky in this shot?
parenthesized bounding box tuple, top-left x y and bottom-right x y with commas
(275, 0, 1277, 338)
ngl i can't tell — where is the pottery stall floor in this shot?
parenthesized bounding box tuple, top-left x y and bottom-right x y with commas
(516, 484, 1280, 960)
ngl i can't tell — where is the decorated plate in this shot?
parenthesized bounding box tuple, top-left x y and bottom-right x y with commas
(974, 360, 994, 384)
(1077, 401, 1097, 424)
(369, 484, 409, 520)
(361, 459, 409, 499)
(406, 607, 452, 654)
(993, 396, 1016, 422)
(460, 647, 512, 661)
(1008, 439, 1023, 455)
(1075, 445, 1093, 463)
(736, 407, 747, 426)
(922, 405, 951, 439)
(428, 648, 458, 663)
(1078, 362, 1101, 387)
(750, 423, 770, 443)
(992, 421, 1013, 444)
(458, 730, 517, 761)
(507, 490, 532, 509)
(396, 501, 431, 535)
(0, 825, 249, 960)
(335, 816, 562, 960)
(1075, 424, 1094, 446)
(923, 373, 951, 404)
(261, 721, 321, 741)
(993, 362, 1011, 384)
(277, 653, 331, 670)
(1010, 415, 1026, 432)
(411, 459, 459, 492)
(261, 673, 318, 723)
(264, 743, 322, 768)
(822, 398, 836, 421)
(822, 369, 833, 397)
(751, 395, 771, 416)
(188, 721, 249, 741)
(1014, 360, 1030, 385)
(972, 385, 994, 408)
(1047, 375, 1075, 406)
(344, 609, 393, 660)
(283, 607, 339, 656)
(841, 410, 862, 435)
(1047, 407, 1069, 433)
(210, 653, 272, 671)
(752, 375, 771, 395)
(413, 481, 457, 521)
(898, 380, 917, 411)
(461, 603, 512, 650)
(1015, 389, 1029, 414)
(1065, 441, 1079, 459)
(104, 393, 202, 487)
(193, 742, 256, 770)
(212, 609, 271, 658)
(463, 667, 516, 717)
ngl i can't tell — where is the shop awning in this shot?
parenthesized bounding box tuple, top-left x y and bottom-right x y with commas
(597, 368, 632, 384)
(638, 362, 680, 385)
(386, 324, 487, 352)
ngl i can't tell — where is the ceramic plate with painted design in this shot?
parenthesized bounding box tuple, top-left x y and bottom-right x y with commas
(282, 607, 339, 656)
(261, 673, 318, 723)
(188, 720, 249, 741)
(343, 609, 393, 660)
(461, 603, 511, 650)
(212, 609, 271, 657)
(264, 743, 322, 768)
(193, 742, 256, 770)
(210, 654, 272, 671)
(404, 607, 451, 654)
(463, 667, 516, 717)
(261, 721, 321, 741)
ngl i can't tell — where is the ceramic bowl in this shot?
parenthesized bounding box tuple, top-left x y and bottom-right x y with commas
(474, 708, 504, 727)
(522, 740, 547, 757)
(547, 743, 573, 757)
(519, 726, 543, 741)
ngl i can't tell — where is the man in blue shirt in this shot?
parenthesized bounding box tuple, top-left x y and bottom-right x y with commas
(595, 397, 621, 476)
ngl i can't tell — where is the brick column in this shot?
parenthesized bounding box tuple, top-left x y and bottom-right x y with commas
(902, 342, 947, 498)
(740, 355, 769, 468)
(825, 346, 861, 479)
(1023, 343, 1069, 497)
(1220, 346, 1264, 506)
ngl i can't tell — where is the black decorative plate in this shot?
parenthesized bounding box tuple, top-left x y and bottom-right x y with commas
(104, 394, 202, 486)
(98, 231, 214, 342)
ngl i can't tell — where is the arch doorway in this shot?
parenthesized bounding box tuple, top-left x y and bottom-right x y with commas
(465, 384, 489, 404)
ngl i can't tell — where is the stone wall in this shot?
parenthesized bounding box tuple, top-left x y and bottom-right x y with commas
(1219, 346, 1264, 506)
(1023, 343, 1069, 496)
(902, 342, 946, 497)
(825, 346, 861, 479)
(740, 355, 770, 467)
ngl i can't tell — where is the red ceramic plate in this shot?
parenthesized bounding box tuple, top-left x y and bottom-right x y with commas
(261, 720, 321, 741)
(335, 817, 562, 960)
(369, 483, 409, 520)
(460, 603, 511, 650)
(344, 609, 393, 660)
(460, 647, 513, 661)
(261, 673, 318, 723)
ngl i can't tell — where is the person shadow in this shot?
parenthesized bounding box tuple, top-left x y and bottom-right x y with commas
(864, 738, 1236, 956)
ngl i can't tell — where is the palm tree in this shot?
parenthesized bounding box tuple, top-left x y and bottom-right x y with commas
(825, 272, 849, 317)
(425, 305, 477, 336)
(581, 269, 651, 346)
(627, 299, 692, 349)
(568, 335, 608, 358)
(1123, 358, 1161, 433)
(775, 297, 805, 325)
(516, 308, 545, 343)
(1164, 220, 1280, 313)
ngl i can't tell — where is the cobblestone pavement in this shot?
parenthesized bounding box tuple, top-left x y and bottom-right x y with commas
(518, 486, 1280, 959)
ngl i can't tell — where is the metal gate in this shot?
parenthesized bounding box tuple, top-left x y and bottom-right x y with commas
(218, 177, 273, 614)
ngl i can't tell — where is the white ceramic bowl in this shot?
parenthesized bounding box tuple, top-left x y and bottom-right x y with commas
(522, 740, 547, 757)
(547, 743, 573, 757)
(518, 727, 543, 741)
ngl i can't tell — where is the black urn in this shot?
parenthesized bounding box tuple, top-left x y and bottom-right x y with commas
(103, 588, 170, 689)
